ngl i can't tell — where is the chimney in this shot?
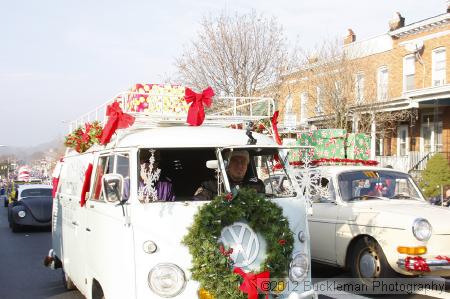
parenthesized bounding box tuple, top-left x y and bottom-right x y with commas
(447, 0, 450, 13)
(389, 12, 405, 31)
(344, 29, 356, 45)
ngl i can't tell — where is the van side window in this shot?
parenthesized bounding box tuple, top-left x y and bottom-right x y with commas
(92, 155, 114, 201)
(116, 154, 130, 200)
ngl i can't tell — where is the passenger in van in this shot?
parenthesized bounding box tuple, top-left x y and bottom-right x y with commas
(138, 150, 175, 202)
(193, 150, 264, 201)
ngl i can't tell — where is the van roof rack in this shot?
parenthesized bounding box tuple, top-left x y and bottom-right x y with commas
(69, 85, 275, 132)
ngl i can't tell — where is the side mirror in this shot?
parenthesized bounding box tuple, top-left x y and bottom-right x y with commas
(102, 174, 124, 203)
(206, 160, 219, 169)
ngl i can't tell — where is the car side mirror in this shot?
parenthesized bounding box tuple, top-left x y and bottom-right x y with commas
(102, 174, 124, 203)
(206, 160, 218, 169)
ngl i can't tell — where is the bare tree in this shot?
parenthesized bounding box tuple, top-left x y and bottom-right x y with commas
(175, 11, 289, 97)
(288, 39, 412, 134)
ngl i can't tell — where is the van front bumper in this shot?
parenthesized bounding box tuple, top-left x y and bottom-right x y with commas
(397, 256, 450, 272)
(287, 289, 317, 299)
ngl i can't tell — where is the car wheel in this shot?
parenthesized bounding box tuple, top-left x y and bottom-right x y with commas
(350, 237, 395, 285)
(11, 221, 21, 233)
(62, 269, 76, 290)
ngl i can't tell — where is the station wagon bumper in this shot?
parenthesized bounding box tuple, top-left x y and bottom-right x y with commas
(397, 256, 450, 272)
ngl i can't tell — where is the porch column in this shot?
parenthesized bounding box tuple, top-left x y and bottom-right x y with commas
(352, 114, 359, 133)
(370, 113, 376, 160)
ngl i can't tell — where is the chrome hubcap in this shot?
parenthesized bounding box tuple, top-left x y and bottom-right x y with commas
(359, 252, 377, 278)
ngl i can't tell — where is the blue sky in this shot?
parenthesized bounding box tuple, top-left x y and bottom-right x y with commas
(0, 0, 446, 147)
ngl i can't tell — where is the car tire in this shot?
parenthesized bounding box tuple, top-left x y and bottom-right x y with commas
(11, 221, 21, 233)
(62, 269, 76, 290)
(349, 237, 395, 285)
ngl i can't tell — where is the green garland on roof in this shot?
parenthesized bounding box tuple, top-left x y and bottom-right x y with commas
(182, 188, 294, 299)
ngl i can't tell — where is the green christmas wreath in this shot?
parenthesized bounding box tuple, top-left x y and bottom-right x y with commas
(183, 188, 294, 299)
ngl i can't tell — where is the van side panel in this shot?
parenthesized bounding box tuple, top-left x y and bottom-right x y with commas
(56, 153, 93, 295)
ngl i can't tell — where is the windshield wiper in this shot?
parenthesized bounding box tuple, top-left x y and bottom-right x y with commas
(347, 195, 385, 202)
(389, 193, 421, 200)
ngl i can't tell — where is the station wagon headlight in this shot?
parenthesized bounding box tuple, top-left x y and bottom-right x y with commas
(148, 263, 186, 297)
(289, 253, 309, 282)
(18, 211, 26, 218)
(412, 218, 432, 241)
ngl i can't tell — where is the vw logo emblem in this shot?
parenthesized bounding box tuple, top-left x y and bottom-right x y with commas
(220, 222, 260, 267)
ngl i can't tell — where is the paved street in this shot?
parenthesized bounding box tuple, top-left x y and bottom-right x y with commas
(0, 206, 82, 299)
(0, 205, 448, 299)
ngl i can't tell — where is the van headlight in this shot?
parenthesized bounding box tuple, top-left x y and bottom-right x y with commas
(412, 218, 432, 241)
(148, 263, 186, 297)
(18, 211, 26, 218)
(289, 253, 309, 282)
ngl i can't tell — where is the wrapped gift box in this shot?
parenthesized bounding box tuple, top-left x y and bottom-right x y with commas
(295, 129, 367, 160)
(346, 133, 371, 160)
(313, 129, 347, 140)
(125, 83, 189, 115)
(315, 137, 346, 159)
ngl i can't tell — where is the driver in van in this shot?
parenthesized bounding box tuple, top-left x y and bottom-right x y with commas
(193, 150, 264, 201)
(138, 150, 175, 202)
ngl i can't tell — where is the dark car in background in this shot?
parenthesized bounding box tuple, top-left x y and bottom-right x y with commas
(8, 184, 53, 232)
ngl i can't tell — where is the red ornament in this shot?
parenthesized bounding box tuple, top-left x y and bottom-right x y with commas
(224, 192, 233, 202)
(219, 245, 233, 257)
(278, 239, 286, 246)
(184, 86, 214, 126)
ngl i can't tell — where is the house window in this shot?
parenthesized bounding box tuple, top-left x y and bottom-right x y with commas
(420, 113, 443, 153)
(432, 48, 446, 86)
(403, 55, 415, 91)
(377, 67, 388, 100)
(315, 86, 323, 114)
(300, 92, 308, 123)
(355, 73, 364, 103)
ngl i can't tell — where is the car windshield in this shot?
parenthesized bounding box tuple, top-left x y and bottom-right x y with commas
(21, 188, 52, 198)
(338, 170, 423, 202)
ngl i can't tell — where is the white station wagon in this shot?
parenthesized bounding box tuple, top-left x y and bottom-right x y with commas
(307, 165, 450, 282)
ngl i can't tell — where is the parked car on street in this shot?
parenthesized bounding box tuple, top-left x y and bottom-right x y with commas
(304, 165, 450, 284)
(8, 184, 53, 232)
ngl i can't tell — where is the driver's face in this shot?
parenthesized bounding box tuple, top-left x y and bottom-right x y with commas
(228, 156, 248, 181)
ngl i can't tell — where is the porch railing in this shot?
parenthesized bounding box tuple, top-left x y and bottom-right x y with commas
(375, 151, 434, 173)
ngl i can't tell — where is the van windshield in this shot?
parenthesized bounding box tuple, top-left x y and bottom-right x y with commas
(136, 147, 295, 202)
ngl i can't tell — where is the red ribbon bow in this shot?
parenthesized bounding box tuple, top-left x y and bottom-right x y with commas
(100, 102, 135, 145)
(271, 111, 282, 145)
(184, 87, 214, 126)
(233, 267, 270, 299)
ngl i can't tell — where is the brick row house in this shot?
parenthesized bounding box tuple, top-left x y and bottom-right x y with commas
(276, 4, 450, 177)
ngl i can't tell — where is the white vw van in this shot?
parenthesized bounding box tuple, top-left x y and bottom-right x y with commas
(45, 87, 316, 299)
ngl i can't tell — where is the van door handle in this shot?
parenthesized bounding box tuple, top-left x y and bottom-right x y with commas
(86, 228, 91, 232)
(72, 221, 78, 226)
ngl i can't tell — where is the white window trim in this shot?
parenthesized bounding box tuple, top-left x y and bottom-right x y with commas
(315, 86, 323, 114)
(403, 54, 416, 92)
(300, 92, 308, 123)
(432, 47, 446, 87)
(355, 72, 364, 104)
(377, 66, 388, 101)
(397, 125, 409, 156)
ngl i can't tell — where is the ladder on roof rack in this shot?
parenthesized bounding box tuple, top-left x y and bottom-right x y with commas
(69, 89, 275, 132)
